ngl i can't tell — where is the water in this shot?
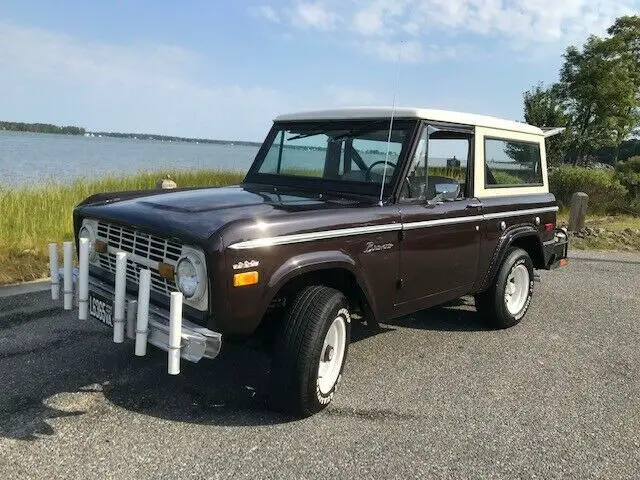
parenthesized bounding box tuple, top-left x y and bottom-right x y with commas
(0, 131, 260, 186)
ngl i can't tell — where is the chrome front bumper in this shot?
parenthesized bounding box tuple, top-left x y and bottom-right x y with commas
(89, 276, 222, 363)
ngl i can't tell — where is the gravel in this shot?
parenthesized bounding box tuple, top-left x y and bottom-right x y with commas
(0, 250, 638, 479)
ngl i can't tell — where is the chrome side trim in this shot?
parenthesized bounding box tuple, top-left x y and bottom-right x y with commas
(403, 215, 482, 230)
(483, 206, 559, 220)
(228, 223, 403, 250)
(227, 206, 559, 250)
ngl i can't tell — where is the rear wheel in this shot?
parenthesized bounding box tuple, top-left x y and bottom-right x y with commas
(476, 247, 534, 329)
(271, 285, 351, 417)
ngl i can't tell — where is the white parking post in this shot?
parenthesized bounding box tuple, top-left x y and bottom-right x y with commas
(49, 243, 59, 301)
(78, 238, 90, 320)
(113, 252, 127, 343)
(135, 269, 151, 356)
(126, 300, 138, 340)
(63, 241, 73, 310)
(168, 292, 183, 375)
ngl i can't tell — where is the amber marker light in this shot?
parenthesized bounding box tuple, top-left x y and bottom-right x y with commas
(95, 240, 107, 253)
(233, 271, 259, 287)
(559, 259, 568, 267)
(158, 263, 176, 280)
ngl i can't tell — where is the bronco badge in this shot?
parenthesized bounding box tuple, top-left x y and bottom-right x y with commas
(363, 241, 394, 254)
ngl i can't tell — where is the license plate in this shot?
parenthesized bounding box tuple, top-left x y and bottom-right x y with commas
(89, 291, 114, 327)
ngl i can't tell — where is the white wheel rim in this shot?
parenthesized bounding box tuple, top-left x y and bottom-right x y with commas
(505, 264, 530, 315)
(317, 315, 347, 395)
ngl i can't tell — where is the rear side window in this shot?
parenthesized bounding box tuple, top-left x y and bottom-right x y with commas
(485, 138, 543, 187)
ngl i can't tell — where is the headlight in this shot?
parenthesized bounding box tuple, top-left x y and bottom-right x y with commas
(79, 224, 97, 262)
(176, 256, 205, 299)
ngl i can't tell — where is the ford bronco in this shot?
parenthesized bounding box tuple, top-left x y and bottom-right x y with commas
(69, 107, 568, 417)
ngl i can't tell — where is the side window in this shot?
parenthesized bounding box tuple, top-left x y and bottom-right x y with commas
(485, 138, 543, 187)
(402, 127, 471, 201)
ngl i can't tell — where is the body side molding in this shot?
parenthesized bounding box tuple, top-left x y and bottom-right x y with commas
(228, 206, 559, 250)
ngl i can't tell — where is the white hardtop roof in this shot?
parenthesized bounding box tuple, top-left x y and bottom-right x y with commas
(275, 107, 544, 136)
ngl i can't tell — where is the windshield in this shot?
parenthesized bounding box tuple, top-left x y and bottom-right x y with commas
(246, 119, 416, 196)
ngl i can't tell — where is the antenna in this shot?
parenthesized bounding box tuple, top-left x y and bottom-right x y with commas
(378, 41, 404, 207)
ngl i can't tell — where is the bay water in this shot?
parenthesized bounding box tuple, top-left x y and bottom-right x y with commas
(0, 131, 260, 187)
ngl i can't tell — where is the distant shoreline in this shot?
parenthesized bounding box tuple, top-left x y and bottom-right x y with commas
(0, 120, 262, 147)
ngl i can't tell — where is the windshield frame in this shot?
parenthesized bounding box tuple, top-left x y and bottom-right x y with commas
(244, 118, 420, 200)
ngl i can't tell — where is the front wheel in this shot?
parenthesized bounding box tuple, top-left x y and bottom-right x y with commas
(476, 247, 534, 329)
(271, 286, 351, 417)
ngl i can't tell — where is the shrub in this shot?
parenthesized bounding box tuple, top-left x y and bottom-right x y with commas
(491, 170, 523, 185)
(548, 167, 628, 214)
(615, 156, 640, 200)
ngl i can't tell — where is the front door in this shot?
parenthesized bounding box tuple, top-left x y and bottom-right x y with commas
(395, 123, 482, 311)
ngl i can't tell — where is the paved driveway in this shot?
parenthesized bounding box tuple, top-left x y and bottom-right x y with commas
(0, 251, 639, 479)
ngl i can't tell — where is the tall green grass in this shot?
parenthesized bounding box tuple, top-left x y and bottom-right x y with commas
(0, 169, 244, 284)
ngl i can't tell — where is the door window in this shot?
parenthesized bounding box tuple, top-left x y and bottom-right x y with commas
(402, 126, 472, 201)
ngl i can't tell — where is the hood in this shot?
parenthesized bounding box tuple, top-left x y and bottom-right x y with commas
(75, 184, 362, 244)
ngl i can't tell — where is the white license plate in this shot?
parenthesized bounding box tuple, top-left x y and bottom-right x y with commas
(89, 292, 114, 327)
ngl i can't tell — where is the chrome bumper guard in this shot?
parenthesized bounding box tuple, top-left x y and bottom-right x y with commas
(89, 277, 222, 363)
(49, 240, 222, 374)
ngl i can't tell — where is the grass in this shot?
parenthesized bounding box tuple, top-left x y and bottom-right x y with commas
(557, 212, 640, 251)
(0, 169, 244, 285)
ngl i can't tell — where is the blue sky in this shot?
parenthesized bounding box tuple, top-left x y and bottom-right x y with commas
(0, 0, 638, 141)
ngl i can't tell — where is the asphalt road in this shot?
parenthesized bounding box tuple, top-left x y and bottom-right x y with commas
(1, 250, 639, 479)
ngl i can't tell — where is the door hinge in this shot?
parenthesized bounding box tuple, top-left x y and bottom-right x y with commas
(396, 278, 404, 289)
(398, 229, 405, 241)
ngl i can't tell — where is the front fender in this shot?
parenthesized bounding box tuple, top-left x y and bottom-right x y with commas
(218, 249, 379, 336)
(264, 250, 377, 318)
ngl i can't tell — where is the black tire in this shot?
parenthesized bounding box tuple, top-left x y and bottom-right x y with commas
(476, 247, 534, 329)
(271, 285, 351, 417)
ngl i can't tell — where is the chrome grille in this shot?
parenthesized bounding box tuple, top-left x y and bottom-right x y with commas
(96, 221, 182, 296)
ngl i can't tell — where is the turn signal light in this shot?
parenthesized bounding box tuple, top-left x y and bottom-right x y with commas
(158, 263, 176, 280)
(559, 259, 568, 267)
(544, 223, 555, 232)
(95, 240, 107, 253)
(233, 271, 259, 287)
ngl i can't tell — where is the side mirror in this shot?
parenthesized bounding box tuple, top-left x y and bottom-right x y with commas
(434, 183, 460, 201)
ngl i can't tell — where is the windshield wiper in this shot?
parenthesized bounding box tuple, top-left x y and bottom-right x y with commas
(332, 121, 386, 141)
(286, 120, 385, 142)
(286, 122, 341, 141)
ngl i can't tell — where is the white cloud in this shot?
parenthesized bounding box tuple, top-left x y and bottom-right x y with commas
(253, 0, 640, 61)
(0, 22, 287, 140)
(352, 9, 384, 36)
(0, 23, 202, 90)
(290, 2, 341, 31)
(359, 40, 462, 64)
(249, 5, 281, 23)
(351, 0, 409, 36)
(408, 0, 636, 44)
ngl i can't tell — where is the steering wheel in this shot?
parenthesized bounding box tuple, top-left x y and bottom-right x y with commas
(365, 160, 397, 181)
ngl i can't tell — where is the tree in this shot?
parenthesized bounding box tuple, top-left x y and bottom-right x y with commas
(608, 16, 640, 66)
(559, 34, 640, 164)
(523, 15, 640, 166)
(523, 83, 569, 165)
